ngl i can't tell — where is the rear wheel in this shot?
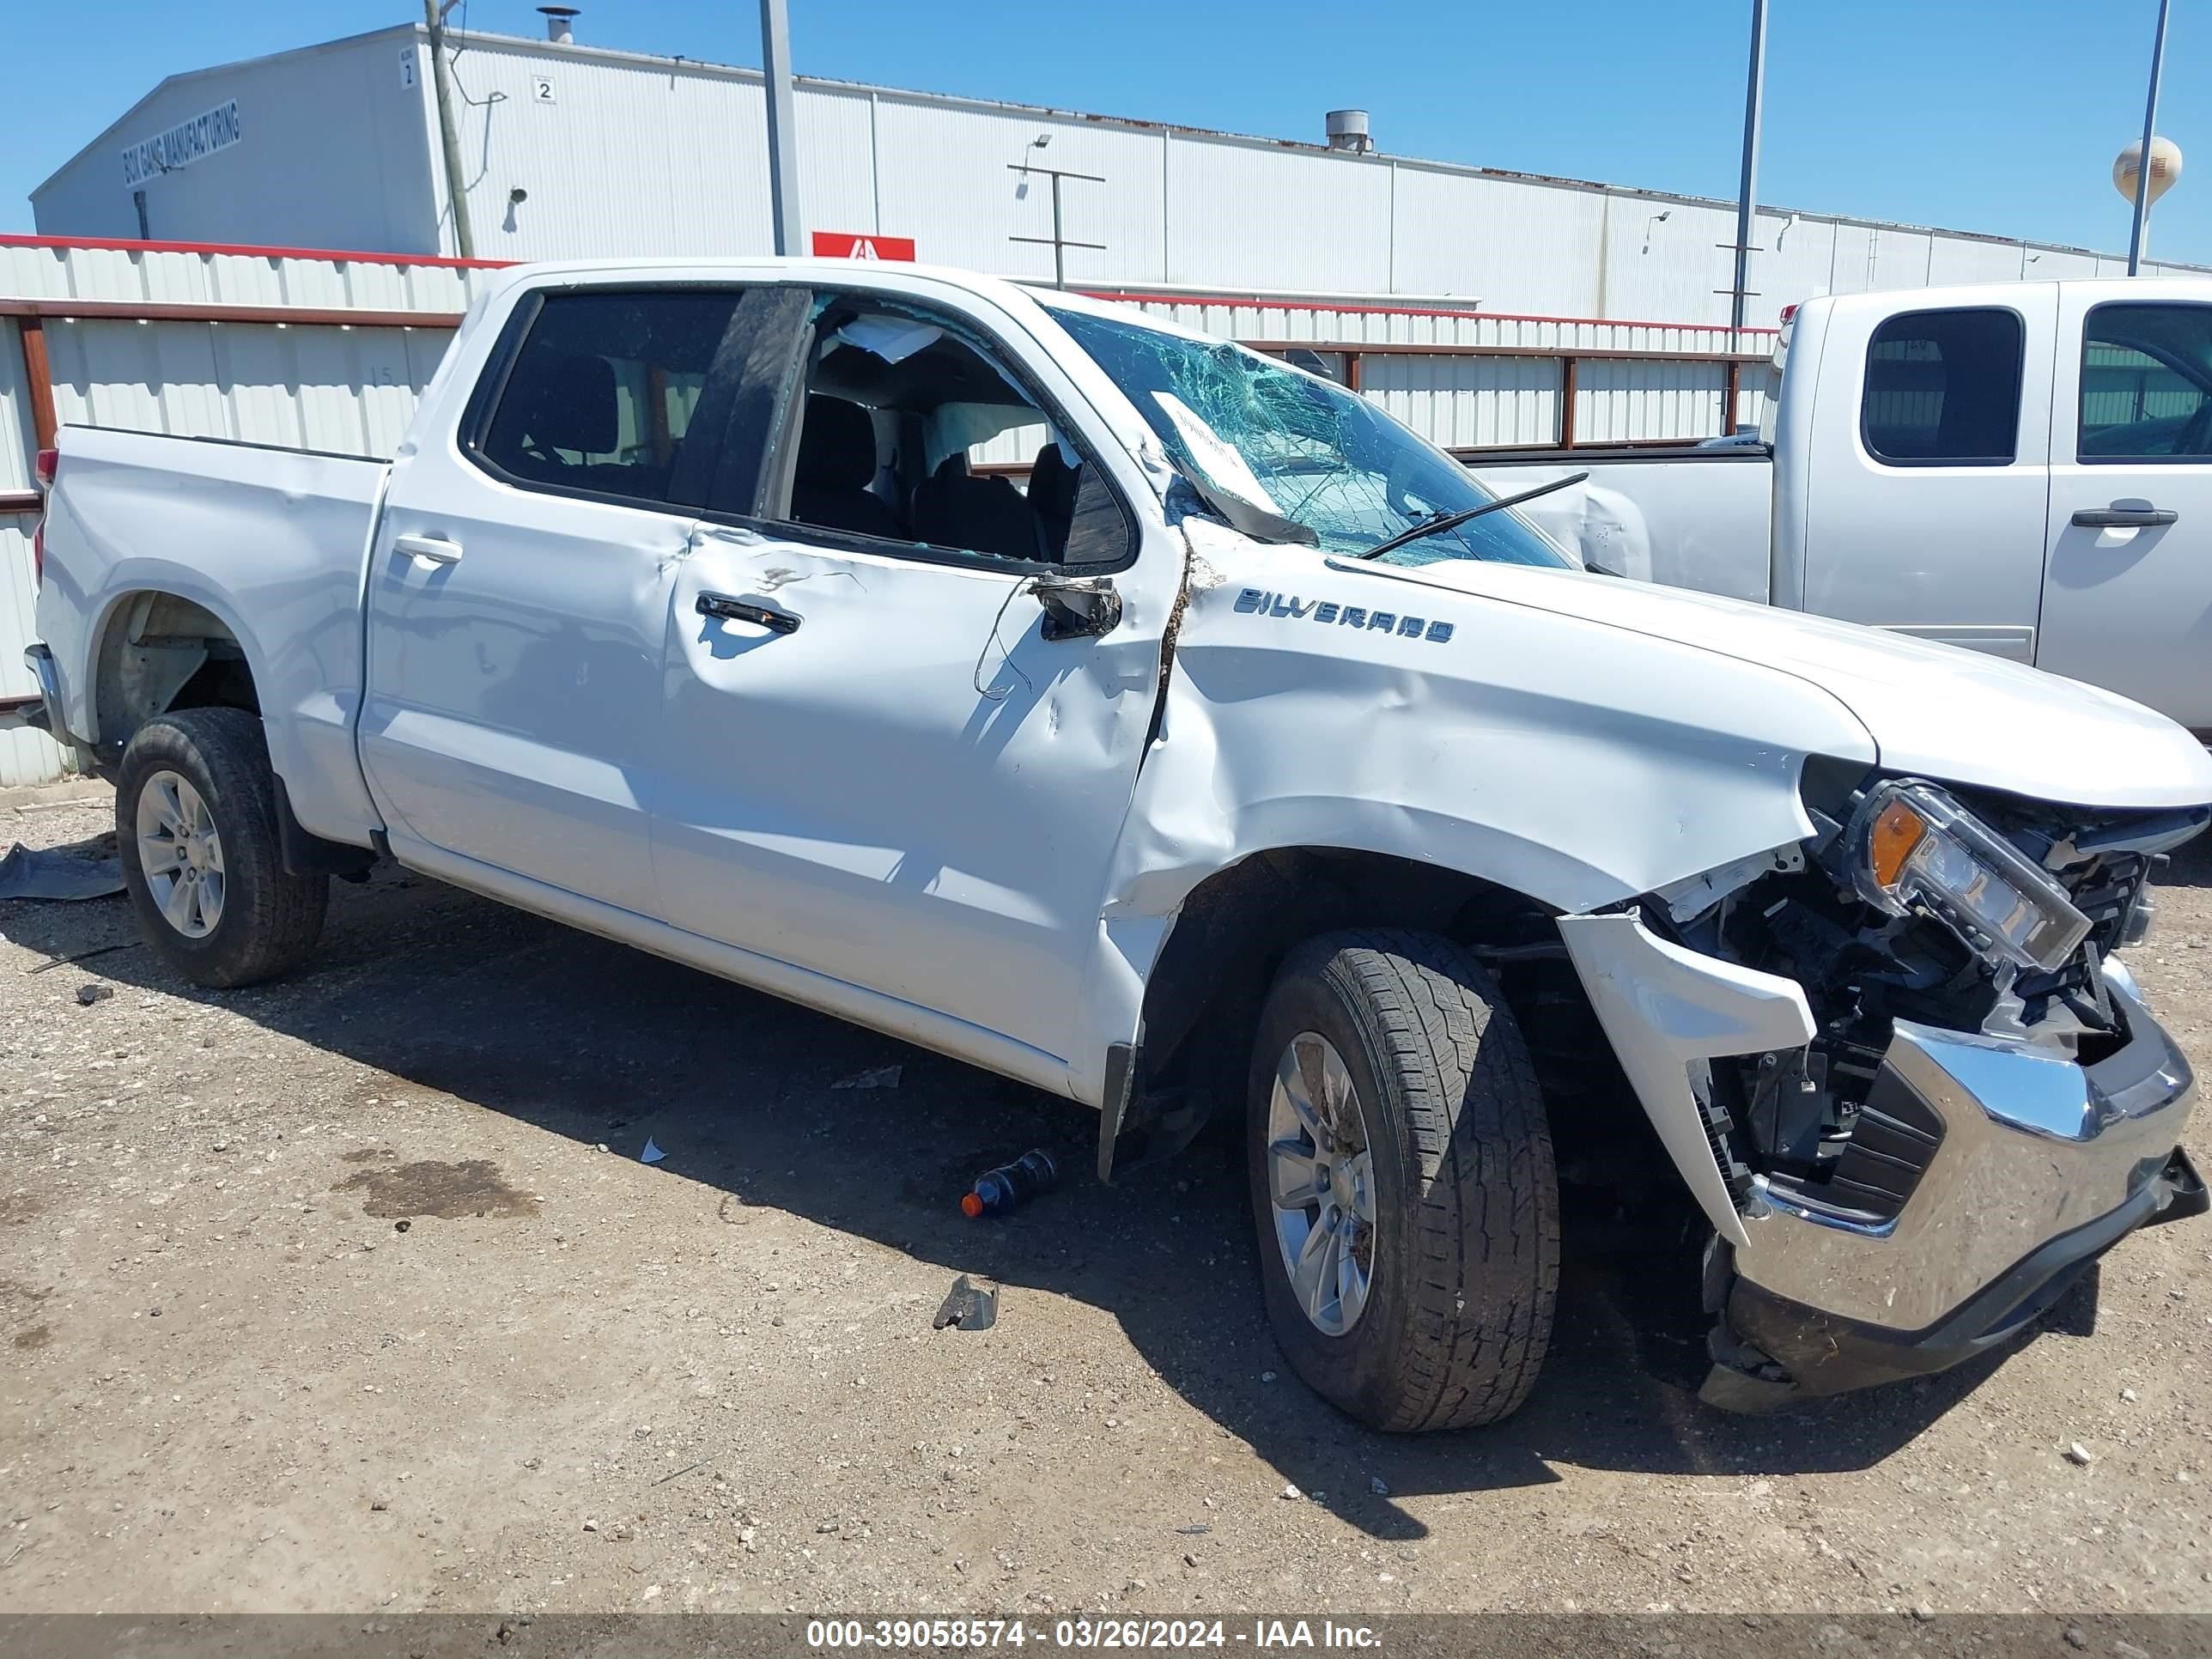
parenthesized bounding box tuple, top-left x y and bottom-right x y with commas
(116, 708, 329, 988)
(1248, 929, 1559, 1431)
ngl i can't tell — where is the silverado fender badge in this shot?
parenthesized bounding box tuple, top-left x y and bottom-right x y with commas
(1233, 588, 1455, 644)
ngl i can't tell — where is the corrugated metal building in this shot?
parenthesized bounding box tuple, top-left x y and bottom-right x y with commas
(33, 21, 2209, 332)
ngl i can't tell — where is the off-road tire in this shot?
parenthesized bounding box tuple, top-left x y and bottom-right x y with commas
(1248, 929, 1560, 1431)
(116, 708, 329, 988)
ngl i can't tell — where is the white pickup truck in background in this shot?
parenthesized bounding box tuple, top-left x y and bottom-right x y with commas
(20, 258, 2212, 1428)
(1473, 279, 2212, 735)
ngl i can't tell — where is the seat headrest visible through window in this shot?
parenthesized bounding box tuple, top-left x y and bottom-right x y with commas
(1028, 442, 1079, 544)
(912, 472, 1046, 562)
(795, 395, 878, 489)
(501, 347, 619, 457)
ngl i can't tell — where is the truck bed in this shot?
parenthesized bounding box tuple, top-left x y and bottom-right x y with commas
(35, 425, 392, 846)
(1468, 445, 1775, 603)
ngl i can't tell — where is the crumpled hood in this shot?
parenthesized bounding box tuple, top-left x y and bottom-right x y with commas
(1354, 558, 2212, 811)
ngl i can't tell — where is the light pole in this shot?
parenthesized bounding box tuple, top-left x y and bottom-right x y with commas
(760, 0, 803, 256)
(2126, 0, 2174, 274)
(1727, 0, 1768, 335)
(424, 0, 474, 258)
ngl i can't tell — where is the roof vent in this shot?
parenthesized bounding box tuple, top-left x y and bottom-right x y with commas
(538, 5, 579, 43)
(1324, 109, 1372, 154)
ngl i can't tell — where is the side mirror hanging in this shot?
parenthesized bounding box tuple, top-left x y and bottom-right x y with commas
(1032, 574, 1122, 642)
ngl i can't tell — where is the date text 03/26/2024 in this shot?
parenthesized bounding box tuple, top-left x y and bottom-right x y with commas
(804, 1619, 1382, 1650)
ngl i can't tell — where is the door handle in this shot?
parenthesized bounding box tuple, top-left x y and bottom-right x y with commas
(696, 592, 800, 634)
(394, 532, 465, 564)
(2071, 507, 2178, 529)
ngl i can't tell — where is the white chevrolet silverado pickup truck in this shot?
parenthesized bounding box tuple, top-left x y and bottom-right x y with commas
(1473, 278, 2212, 735)
(21, 258, 2212, 1428)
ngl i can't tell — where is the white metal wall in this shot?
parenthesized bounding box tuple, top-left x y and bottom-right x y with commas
(43, 319, 451, 457)
(1361, 356, 1561, 449)
(1576, 360, 1728, 445)
(0, 314, 52, 787)
(37, 27, 2209, 332)
(428, 43, 2212, 329)
(31, 28, 437, 254)
(0, 238, 488, 310)
(1088, 293, 1756, 355)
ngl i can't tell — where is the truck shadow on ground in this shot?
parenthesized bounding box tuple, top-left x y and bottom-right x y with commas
(5, 855, 2124, 1541)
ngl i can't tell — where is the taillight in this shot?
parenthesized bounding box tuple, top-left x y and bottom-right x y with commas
(31, 447, 58, 587)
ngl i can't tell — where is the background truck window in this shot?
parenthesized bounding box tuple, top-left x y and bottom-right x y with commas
(2078, 302, 2212, 462)
(1861, 307, 2024, 466)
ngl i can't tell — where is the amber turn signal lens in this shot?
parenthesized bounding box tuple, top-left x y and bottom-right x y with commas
(1868, 798, 1927, 890)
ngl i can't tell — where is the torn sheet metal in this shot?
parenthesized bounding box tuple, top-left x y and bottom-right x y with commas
(1655, 842, 1805, 924)
(1558, 911, 1816, 1247)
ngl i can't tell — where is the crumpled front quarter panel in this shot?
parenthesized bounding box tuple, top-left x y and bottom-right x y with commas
(1109, 527, 1879, 922)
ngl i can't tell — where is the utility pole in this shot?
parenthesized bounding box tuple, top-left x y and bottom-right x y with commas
(2128, 0, 2173, 274)
(423, 0, 474, 258)
(760, 0, 804, 255)
(1007, 156, 1105, 287)
(1727, 0, 1769, 335)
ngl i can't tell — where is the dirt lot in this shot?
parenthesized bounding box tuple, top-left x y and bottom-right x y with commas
(2, 778, 2210, 1620)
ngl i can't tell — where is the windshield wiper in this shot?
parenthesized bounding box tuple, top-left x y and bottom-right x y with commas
(1355, 471, 1590, 561)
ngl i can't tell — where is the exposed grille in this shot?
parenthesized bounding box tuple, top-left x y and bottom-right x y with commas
(2063, 852, 2149, 956)
(2009, 850, 2151, 1021)
(1765, 1066, 1945, 1226)
(1824, 1069, 1946, 1221)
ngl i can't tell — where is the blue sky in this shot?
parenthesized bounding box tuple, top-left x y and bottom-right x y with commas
(7, 0, 2205, 263)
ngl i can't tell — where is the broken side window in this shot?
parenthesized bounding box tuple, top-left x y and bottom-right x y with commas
(775, 294, 1131, 567)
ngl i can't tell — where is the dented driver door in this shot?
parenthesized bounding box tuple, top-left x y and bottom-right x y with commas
(647, 283, 1177, 1085)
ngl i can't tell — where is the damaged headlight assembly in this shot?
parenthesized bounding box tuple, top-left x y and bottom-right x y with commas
(1848, 781, 2092, 975)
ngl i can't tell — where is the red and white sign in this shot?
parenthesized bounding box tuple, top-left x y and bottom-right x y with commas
(811, 231, 916, 261)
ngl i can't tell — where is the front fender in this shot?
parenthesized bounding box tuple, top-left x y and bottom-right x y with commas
(1106, 532, 1876, 926)
(1068, 531, 1873, 1110)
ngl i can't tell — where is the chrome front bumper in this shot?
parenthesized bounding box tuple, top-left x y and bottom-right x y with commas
(1733, 962, 2195, 1334)
(1562, 913, 2201, 1397)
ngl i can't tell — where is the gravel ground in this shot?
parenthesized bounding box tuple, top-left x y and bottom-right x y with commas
(2, 777, 2210, 1619)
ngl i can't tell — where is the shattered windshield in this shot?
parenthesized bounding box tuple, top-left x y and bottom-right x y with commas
(1045, 306, 1571, 568)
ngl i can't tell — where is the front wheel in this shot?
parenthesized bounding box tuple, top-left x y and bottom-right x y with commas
(116, 708, 329, 988)
(1248, 929, 1559, 1431)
